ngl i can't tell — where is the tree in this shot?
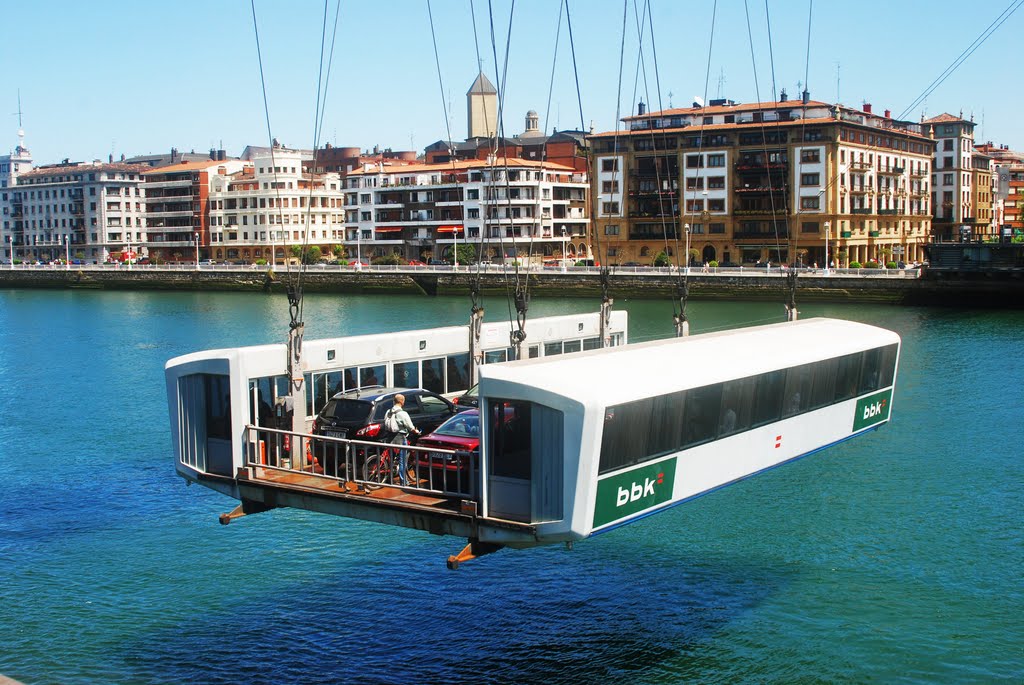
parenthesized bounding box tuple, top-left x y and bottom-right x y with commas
(653, 250, 671, 267)
(290, 245, 323, 264)
(331, 244, 347, 259)
(453, 243, 477, 265)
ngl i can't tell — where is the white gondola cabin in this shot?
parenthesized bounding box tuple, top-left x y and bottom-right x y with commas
(166, 315, 899, 566)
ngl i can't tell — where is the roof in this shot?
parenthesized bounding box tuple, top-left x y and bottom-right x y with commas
(142, 159, 237, 175)
(922, 113, 972, 125)
(623, 99, 833, 121)
(479, 318, 899, 407)
(349, 157, 577, 176)
(588, 115, 931, 141)
(19, 161, 149, 179)
(467, 71, 498, 95)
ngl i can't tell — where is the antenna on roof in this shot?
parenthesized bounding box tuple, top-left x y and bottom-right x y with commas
(668, 91, 674, 108)
(14, 88, 23, 128)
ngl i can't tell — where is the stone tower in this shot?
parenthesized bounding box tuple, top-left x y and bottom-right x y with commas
(467, 71, 498, 140)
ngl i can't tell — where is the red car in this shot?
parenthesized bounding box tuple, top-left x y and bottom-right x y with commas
(414, 409, 480, 491)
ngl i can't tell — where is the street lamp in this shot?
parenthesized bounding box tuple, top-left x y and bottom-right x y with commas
(64, 234, 69, 271)
(126, 232, 132, 270)
(453, 225, 459, 271)
(195, 232, 200, 271)
(356, 228, 362, 269)
(823, 221, 831, 275)
(561, 227, 568, 272)
(684, 223, 691, 274)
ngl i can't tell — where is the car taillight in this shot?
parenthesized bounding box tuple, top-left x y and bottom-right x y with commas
(355, 423, 381, 438)
(452, 397, 460, 405)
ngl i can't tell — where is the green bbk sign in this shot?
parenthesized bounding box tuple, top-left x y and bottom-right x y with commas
(853, 388, 893, 431)
(593, 458, 677, 529)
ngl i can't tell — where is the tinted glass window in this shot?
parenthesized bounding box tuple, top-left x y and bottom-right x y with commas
(648, 390, 685, 456)
(544, 341, 563, 356)
(484, 349, 507, 364)
(205, 374, 231, 440)
(600, 398, 650, 472)
(834, 352, 862, 402)
(877, 343, 898, 388)
(422, 357, 445, 394)
(583, 337, 602, 350)
(359, 365, 384, 388)
(783, 364, 813, 418)
(419, 393, 450, 415)
(322, 399, 372, 422)
(752, 369, 785, 426)
(490, 400, 531, 480)
(809, 358, 837, 410)
(683, 384, 722, 447)
(859, 348, 882, 394)
(719, 377, 755, 437)
(447, 353, 471, 392)
(564, 339, 582, 354)
(393, 361, 419, 389)
(434, 411, 480, 437)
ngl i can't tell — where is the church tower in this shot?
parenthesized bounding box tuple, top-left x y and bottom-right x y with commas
(467, 71, 498, 140)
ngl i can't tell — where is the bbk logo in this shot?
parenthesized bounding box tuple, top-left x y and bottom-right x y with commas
(862, 398, 887, 420)
(616, 472, 665, 507)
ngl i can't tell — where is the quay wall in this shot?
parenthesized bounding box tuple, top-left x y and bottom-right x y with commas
(0, 268, 1020, 307)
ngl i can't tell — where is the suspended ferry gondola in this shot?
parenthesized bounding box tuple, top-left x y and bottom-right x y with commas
(166, 314, 899, 567)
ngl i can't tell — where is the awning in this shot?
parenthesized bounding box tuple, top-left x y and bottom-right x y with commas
(374, 227, 404, 233)
(436, 225, 464, 233)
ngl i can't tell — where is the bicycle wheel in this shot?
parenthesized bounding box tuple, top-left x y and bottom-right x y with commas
(362, 453, 387, 483)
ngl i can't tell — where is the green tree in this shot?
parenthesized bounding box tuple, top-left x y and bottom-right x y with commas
(653, 250, 671, 267)
(372, 252, 404, 266)
(453, 244, 477, 265)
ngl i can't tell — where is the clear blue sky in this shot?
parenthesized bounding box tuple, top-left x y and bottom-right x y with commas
(2, 0, 1021, 165)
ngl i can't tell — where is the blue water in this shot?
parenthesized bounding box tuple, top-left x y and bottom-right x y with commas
(1, 290, 1022, 684)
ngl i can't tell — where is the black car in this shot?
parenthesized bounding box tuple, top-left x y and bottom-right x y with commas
(313, 387, 463, 443)
(452, 383, 479, 409)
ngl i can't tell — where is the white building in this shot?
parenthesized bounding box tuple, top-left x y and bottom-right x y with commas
(922, 113, 977, 240)
(1, 128, 34, 262)
(208, 148, 345, 264)
(10, 159, 147, 263)
(344, 157, 589, 263)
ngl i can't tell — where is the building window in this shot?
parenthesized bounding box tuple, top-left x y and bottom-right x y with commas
(708, 176, 726, 189)
(602, 180, 619, 193)
(602, 202, 620, 215)
(943, 173, 954, 185)
(800, 196, 820, 210)
(800, 173, 820, 186)
(604, 224, 620, 235)
(601, 159, 618, 172)
(943, 139, 954, 151)
(707, 154, 725, 167)
(689, 223, 704, 234)
(685, 177, 704, 190)
(607, 247, 619, 256)
(686, 155, 703, 168)
(801, 221, 819, 233)
(800, 149, 821, 163)
(708, 199, 725, 212)
(686, 199, 704, 212)
(709, 223, 725, 234)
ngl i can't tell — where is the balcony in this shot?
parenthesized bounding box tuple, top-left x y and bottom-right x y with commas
(841, 230, 852, 238)
(734, 186, 787, 194)
(869, 230, 880, 237)
(851, 208, 872, 215)
(910, 169, 927, 178)
(733, 230, 790, 239)
(850, 186, 869, 194)
(878, 166, 905, 175)
(849, 160, 871, 170)
(735, 161, 788, 171)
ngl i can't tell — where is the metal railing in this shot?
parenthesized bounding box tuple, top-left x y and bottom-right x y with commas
(244, 425, 479, 500)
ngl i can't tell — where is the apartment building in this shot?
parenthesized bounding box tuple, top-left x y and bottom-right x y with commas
(10, 159, 147, 263)
(921, 113, 984, 241)
(343, 157, 589, 263)
(207, 148, 344, 264)
(143, 158, 247, 263)
(588, 96, 935, 267)
(1, 128, 33, 262)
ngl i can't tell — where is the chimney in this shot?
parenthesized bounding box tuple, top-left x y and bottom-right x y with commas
(780, 88, 788, 102)
(108, 153, 113, 163)
(210, 148, 217, 160)
(801, 90, 810, 105)
(171, 147, 179, 163)
(863, 103, 873, 114)
(218, 149, 226, 161)
(884, 109, 891, 119)
(638, 100, 646, 115)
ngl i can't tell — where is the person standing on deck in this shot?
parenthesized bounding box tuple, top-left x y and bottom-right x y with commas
(385, 394, 420, 485)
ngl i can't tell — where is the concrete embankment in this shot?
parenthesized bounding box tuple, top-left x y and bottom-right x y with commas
(0, 267, 1020, 307)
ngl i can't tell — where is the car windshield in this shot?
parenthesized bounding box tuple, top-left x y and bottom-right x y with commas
(320, 399, 372, 423)
(464, 384, 478, 397)
(433, 411, 480, 438)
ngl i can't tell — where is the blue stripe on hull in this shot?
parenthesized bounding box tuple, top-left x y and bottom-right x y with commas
(591, 423, 884, 537)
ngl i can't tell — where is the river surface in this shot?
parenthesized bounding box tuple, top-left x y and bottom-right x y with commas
(0, 289, 1021, 684)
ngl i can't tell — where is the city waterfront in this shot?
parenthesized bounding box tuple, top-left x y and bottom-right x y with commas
(1, 290, 1022, 684)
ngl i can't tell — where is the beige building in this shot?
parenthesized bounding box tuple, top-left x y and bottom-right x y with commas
(588, 96, 935, 267)
(467, 71, 498, 140)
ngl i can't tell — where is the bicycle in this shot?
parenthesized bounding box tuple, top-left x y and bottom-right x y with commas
(361, 445, 414, 487)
